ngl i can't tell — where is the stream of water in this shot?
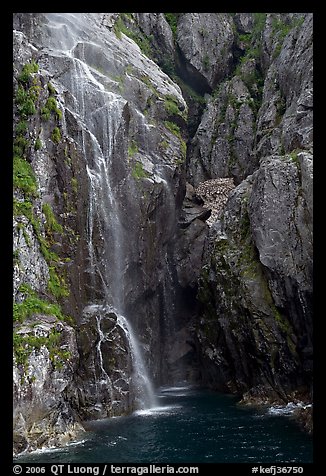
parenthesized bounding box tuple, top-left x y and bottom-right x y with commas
(16, 386, 312, 463)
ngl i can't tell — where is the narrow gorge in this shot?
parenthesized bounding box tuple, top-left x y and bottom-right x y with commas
(13, 13, 313, 457)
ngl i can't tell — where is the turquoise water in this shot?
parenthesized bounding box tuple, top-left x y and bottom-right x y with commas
(16, 387, 313, 463)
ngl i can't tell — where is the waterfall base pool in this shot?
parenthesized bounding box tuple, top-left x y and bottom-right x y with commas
(16, 387, 313, 463)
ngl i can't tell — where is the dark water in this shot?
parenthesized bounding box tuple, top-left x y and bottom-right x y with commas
(16, 387, 313, 463)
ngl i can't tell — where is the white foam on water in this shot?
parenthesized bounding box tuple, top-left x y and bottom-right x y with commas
(268, 401, 312, 416)
(160, 385, 195, 393)
(133, 404, 182, 417)
(15, 438, 87, 458)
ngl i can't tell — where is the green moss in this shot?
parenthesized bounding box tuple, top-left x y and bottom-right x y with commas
(252, 13, 267, 42)
(42, 203, 63, 234)
(13, 293, 65, 323)
(13, 156, 38, 197)
(38, 236, 60, 264)
(165, 120, 181, 138)
(113, 15, 152, 57)
(47, 266, 69, 299)
(71, 177, 78, 195)
(51, 127, 61, 144)
(13, 249, 20, 265)
(164, 94, 186, 119)
(160, 140, 169, 150)
(29, 85, 40, 102)
(288, 149, 300, 164)
(47, 82, 57, 95)
(16, 120, 28, 135)
(22, 227, 31, 247)
(132, 161, 150, 180)
(17, 60, 39, 84)
(15, 72, 39, 119)
(34, 137, 42, 151)
(14, 199, 33, 219)
(271, 15, 305, 59)
(42, 96, 62, 121)
(128, 140, 139, 158)
(180, 138, 187, 160)
(13, 136, 29, 156)
(14, 327, 71, 372)
(113, 16, 124, 39)
(140, 75, 158, 96)
(18, 96, 36, 117)
(164, 13, 178, 39)
(41, 107, 50, 121)
(203, 54, 210, 71)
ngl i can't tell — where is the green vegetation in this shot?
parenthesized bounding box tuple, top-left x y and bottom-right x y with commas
(48, 266, 70, 299)
(128, 140, 139, 158)
(15, 197, 69, 302)
(160, 140, 169, 151)
(47, 82, 56, 95)
(16, 85, 36, 117)
(17, 60, 39, 84)
(42, 203, 63, 234)
(13, 328, 71, 371)
(164, 13, 179, 39)
(13, 249, 20, 265)
(165, 120, 181, 138)
(16, 222, 32, 247)
(288, 149, 300, 164)
(41, 96, 62, 121)
(140, 74, 158, 96)
(13, 61, 43, 199)
(16, 120, 28, 135)
(34, 137, 42, 150)
(252, 13, 267, 40)
(14, 285, 65, 323)
(180, 139, 187, 160)
(13, 156, 38, 197)
(271, 15, 305, 59)
(131, 161, 150, 180)
(71, 177, 78, 195)
(51, 127, 61, 144)
(234, 13, 266, 62)
(13, 62, 73, 376)
(159, 56, 175, 77)
(164, 120, 186, 159)
(203, 54, 210, 71)
(13, 135, 29, 156)
(13, 284, 72, 371)
(113, 14, 152, 57)
(164, 94, 187, 119)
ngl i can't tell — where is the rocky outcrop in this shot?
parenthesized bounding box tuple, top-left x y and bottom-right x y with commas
(256, 14, 313, 160)
(196, 153, 312, 403)
(13, 316, 83, 454)
(195, 178, 236, 226)
(176, 13, 234, 92)
(192, 12, 313, 425)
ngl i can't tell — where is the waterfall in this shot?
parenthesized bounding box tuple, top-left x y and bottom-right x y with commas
(117, 313, 158, 409)
(42, 12, 157, 411)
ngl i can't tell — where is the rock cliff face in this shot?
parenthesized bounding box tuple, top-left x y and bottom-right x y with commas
(13, 12, 313, 454)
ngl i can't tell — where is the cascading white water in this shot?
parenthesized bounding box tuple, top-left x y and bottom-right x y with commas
(42, 12, 157, 410)
(117, 313, 158, 409)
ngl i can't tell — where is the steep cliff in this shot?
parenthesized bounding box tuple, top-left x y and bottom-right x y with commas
(191, 13, 313, 420)
(13, 12, 313, 454)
